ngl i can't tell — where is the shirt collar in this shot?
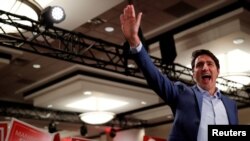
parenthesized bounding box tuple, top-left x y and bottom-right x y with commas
(196, 85, 222, 98)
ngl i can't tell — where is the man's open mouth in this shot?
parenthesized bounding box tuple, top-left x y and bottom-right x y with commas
(202, 74, 211, 80)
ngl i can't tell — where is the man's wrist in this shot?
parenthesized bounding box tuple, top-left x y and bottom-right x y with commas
(128, 36, 141, 48)
(130, 42, 142, 54)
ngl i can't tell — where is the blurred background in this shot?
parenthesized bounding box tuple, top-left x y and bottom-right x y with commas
(0, 0, 250, 140)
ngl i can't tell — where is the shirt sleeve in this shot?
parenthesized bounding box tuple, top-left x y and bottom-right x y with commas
(130, 42, 143, 54)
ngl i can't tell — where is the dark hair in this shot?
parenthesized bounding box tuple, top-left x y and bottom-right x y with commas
(191, 49, 220, 70)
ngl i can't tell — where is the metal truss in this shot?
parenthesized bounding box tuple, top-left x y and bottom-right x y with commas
(0, 100, 171, 139)
(0, 9, 250, 105)
(0, 100, 81, 123)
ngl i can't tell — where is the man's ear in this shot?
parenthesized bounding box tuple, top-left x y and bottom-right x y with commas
(217, 68, 220, 77)
(191, 70, 195, 80)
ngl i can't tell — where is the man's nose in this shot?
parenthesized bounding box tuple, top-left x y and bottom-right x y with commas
(202, 63, 209, 70)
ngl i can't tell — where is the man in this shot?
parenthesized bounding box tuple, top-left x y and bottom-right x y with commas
(120, 5, 238, 141)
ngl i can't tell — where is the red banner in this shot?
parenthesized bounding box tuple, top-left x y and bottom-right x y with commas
(0, 128, 4, 141)
(0, 122, 8, 141)
(6, 118, 53, 141)
(53, 132, 61, 141)
(61, 137, 72, 141)
(143, 135, 166, 141)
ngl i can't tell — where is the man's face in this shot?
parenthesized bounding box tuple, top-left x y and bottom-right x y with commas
(192, 54, 219, 91)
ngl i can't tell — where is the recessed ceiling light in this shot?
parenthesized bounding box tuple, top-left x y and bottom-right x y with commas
(47, 104, 53, 108)
(105, 26, 114, 32)
(127, 63, 136, 68)
(233, 37, 244, 45)
(33, 64, 41, 69)
(83, 91, 92, 95)
(141, 101, 147, 105)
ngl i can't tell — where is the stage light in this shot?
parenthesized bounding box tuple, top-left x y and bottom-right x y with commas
(40, 6, 66, 27)
(48, 120, 57, 133)
(109, 128, 116, 138)
(80, 124, 88, 136)
(50, 6, 65, 23)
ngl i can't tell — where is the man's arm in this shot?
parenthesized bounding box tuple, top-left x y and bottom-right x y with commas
(133, 45, 180, 104)
(120, 5, 180, 104)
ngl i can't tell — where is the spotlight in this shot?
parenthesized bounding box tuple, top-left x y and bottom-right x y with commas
(109, 128, 116, 138)
(80, 124, 87, 136)
(40, 6, 66, 27)
(48, 120, 57, 133)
